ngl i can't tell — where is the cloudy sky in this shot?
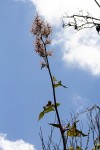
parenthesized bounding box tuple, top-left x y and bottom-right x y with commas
(0, 0, 100, 149)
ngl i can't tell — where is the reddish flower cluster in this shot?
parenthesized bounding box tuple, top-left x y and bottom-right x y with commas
(35, 37, 45, 57)
(31, 15, 52, 60)
(31, 15, 52, 37)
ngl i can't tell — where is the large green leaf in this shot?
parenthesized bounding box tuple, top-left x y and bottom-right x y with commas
(44, 106, 55, 113)
(38, 106, 55, 121)
(38, 111, 44, 121)
(38, 101, 60, 121)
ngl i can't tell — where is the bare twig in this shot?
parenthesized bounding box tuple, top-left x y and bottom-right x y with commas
(62, 11, 100, 32)
(94, 0, 100, 8)
(39, 127, 46, 150)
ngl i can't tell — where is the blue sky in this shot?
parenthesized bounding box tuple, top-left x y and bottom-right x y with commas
(0, 0, 100, 149)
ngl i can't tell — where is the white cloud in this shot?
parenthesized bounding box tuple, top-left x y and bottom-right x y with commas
(0, 134, 36, 150)
(62, 29, 100, 75)
(29, 0, 100, 25)
(28, 0, 100, 75)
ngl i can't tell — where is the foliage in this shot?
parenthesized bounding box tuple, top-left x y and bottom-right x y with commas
(38, 101, 60, 121)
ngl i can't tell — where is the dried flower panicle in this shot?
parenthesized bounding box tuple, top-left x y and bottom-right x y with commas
(45, 38, 51, 45)
(31, 14, 53, 68)
(35, 37, 45, 57)
(31, 15, 43, 35)
(31, 15, 52, 37)
(41, 22, 52, 37)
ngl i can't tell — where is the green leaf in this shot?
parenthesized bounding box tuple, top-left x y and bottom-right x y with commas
(54, 81, 61, 88)
(93, 143, 100, 149)
(67, 129, 79, 137)
(44, 106, 55, 113)
(49, 123, 60, 128)
(69, 147, 74, 150)
(76, 146, 83, 150)
(54, 81, 67, 88)
(67, 128, 87, 137)
(38, 107, 55, 121)
(38, 111, 44, 121)
(80, 131, 88, 137)
(66, 120, 87, 137)
(52, 102, 60, 108)
(56, 103, 60, 107)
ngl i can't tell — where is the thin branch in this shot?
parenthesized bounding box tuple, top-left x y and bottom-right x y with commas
(39, 127, 46, 150)
(94, 0, 100, 8)
(62, 12, 100, 32)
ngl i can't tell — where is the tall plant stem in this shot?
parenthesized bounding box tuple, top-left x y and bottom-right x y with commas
(41, 36, 66, 150)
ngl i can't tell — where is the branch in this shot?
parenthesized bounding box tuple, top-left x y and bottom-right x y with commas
(94, 0, 100, 8)
(62, 11, 100, 32)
